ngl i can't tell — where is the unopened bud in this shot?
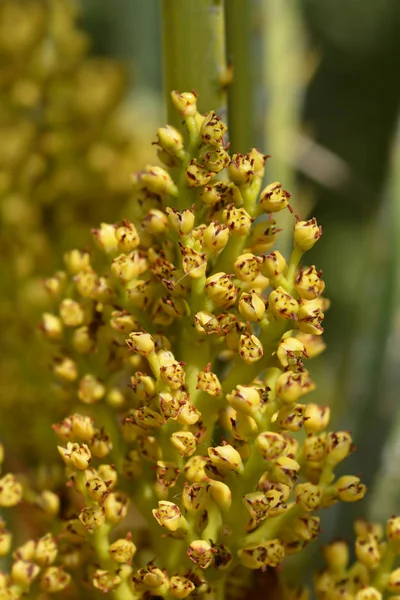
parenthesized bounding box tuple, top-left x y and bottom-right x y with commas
(170, 432, 197, 457)
(239, 539, 285, 569)
(126, 332, 155, 356)
(276, 369, 315, 403)
(294, 218, 322, 252)
(227, 385, 262, 416)
(239, 333, 263, 365)
(152, 501, 187, 532)
(109, 537, 137, 564)
(187, 540, 214, 569)
(200, 111, 227, 147)
(169, 575, 195, 598)
(40, 566, 71, 593)
(0, 474, 22, 507)
(260, 182, 290, 213)
(171, 90, 198, 117)
(208, 445, 243, 473)
(268, 287, 299, 320)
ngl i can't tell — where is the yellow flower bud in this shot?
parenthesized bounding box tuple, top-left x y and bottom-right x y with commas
(169, 575, 195, 598)
(58, 443, 91, 471)
(202, 221, 230, 253)
(86, 475, 109, 502)
(222, 205, 253, 236)
(59, 298, 84, 327)
(115, 221, 140, 252)
(92, 569, 121, 593)
(386, 516, 400, 549)
(109, 537, 137, 564)
(152, 501, 187, 532)
(13, 540, 35, 562)
(304, 403, 330, 433)
(269, 287, 299, 320)
(160, 360, 186, 389)
(126, 279, 154, 310)
(126, 331, 155, 356)
(234, 253, 261, 282)
(260, 250, 287, 279)
(196, 369, 222, 397)
(182, 482, 208, 512)
(295, 266, 325, 300)
(103, 492, 129, 524)
(239, 539, 285, 569)
(200, 146, 230, 172)
(249, 219, 280, 253)
(238, 291, 265, 322)
(0, 520, 11, 557)
(170, 431, 197, 457)
(302, 434, 326, 462)
(92, 222, 118, 253)
(247, 148, 269, 177)
(179, 243, 207, 279)
(79, 506, 105, 533)
(295, 483, 322, 511)
(239, 333, 263, 365)
(166, 207, 195, 236)
(156, 125, 184, 154)
(139, 165, 178, 196)
(277, 404, 306, 432)
(208, 444, 243, 473)
(227, 385, 262, 416)
(205, 272, 238, 308)
(11, 560, 40, 587)
(297, 299, 324, 335)
(40, 567, 71, 593)
(233, 413, 258, 441)
(200, 111, 227, 147)
(228, 153, 254, 186)
(40, 313, 63, 341)
(277, 336, 306, 368)
(355, 534, 381, 569)
(323, 540, 349, 572)
(291, 516, 320, 542)
(208, 481, 232, 512)
(388, 569, 400, 593)
(187, 540, 215, 569)
(294, 218, 322, 252)
(156, 461, 180, 489)
(325, 431, 354, 466)
(276, 369, 316, 403)
(64, 249, 91, 274)
(271, 456, 301, 486)
(186, 159, 215, 187)
(78, 374, 105, 404)
(0, 474, 22, 507)
(256, 432, 288, 460)
(260, 182, 290, 213)
(90, 429, 112, 458)
(98, 464, 118, 488)
(243, 492, 270, 522)
(335, 476, 366, 502)
(171, 90, 198, 116)
(72, 325, 96, 354)
(35, 534, 58, 566)
(355, 588, 382, 600)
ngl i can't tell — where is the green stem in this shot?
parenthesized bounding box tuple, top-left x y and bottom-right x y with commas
(162, 0, 227, 126)
(225, 0, 257, 152)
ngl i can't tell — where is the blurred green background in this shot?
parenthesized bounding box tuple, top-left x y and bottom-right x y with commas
(1, 0, 400, 571)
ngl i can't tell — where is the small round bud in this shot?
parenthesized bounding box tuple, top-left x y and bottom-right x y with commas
(325, 432, 354, 466)
(152, 501, 186, 532)
(171, 90, 198, 116)
(304, 404, 330, 433)
(355, 534, 381, 568)
(335, 476, 366, 502)
(109, 537, 137, 564)
(92, 222, 118, 253)
(234, 253, 261, 282)
(169, 575, 195, 598)
(260, 182, 290, 213)
(268, 287, 299, 320)
(222, 205, 252, 236)
(200, 111, 227, 146)
(228, 153, 254, 186)
(57, 443, 91, 471)
(115, 221, 140, 252)
(170, 431, 197, 457)
(239, 292, 265, 322)
(323, 540, 349, 572)
(208, 445, 243, 473)
(295, 266, 325, 300)
(294, 218, 322, 252)
(276, 369, 315, 404)
(104, 492, 129, 524)
(35, 534, 58, 566)
(295, 483, 322, 511)
(277, 337, 306, 368)
(139, 165, 178, 196)
(92, 569, 121, 593)
(388, 569, 400, 593)
(126, 332, 155, 356)
(40, 313, 63, 341)
(0, 474, 22, 507)
(40, 566, 71, 593)
(239, 333, 263, 365)
(187, 540, 214, 569)
(156, 125, 184, 154)
(59, 298, 84, 327)
(260, 251, 287, 279)
(238, 539, 285, 569)
(64, 249, 91, 274)
(202, 221, 230, 253)
(227, 385, 262, 416)
(11, 560, 40, 587)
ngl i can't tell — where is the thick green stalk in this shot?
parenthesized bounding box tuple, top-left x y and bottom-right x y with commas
(225, 0, 258, 152)
(162, 0, 227, 126)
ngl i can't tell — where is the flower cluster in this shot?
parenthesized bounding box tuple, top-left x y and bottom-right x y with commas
(0, 0, 153, 462)
(19, 90, 376, 598)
